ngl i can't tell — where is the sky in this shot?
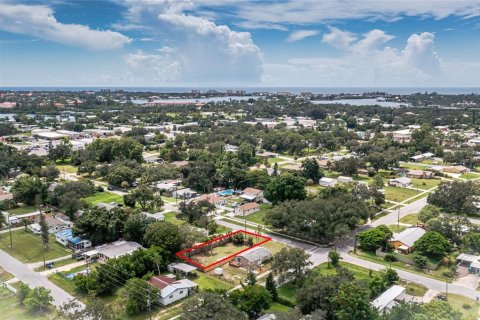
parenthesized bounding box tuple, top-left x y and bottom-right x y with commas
(0, 0, 480, 87)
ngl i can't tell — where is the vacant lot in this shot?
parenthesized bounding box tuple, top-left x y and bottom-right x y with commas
(384, 187, 418, 203)
(0, 230, 71, 263)
(6, 206, 37, 216)
(411, 178, 441, 190)
(244, 204, 271, 225)
(189, 242, 251, 266)
(82, 192, 123, 206)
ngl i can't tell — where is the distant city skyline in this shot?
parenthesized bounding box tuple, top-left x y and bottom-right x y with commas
(1, 0, 480, 87)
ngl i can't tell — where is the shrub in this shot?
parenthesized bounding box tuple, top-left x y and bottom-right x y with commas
(411, 253, 428, 266)
(384, 254, 397, 262)
(463, 303, 471, 310)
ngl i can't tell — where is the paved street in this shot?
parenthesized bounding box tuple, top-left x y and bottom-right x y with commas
(0, 249, 81, 308)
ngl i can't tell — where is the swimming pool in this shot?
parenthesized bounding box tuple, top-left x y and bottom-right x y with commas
(218, 189, 234, 196)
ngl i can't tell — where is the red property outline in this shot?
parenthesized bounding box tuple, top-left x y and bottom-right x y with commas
(176, 230, 272, 271)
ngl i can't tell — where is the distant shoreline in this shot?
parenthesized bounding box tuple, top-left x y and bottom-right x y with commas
(1, 87, 479, 95)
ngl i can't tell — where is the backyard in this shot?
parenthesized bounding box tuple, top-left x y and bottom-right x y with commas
(411, 178, 442, 190)
(244, 204, 271, 225)
(188, 242, 251, 266)
(0, 230, 71, 263)
(6, 205, 37, 216)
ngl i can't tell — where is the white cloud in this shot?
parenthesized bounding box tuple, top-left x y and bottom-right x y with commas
(156, 46, 175, 53)
(263, 29, 445, 86)
(322, 27, 357, 49)
(286, 30, 319, 42)
(125, 50, 182, 82)
(0, 1, 131, 50)
(234, 1, 480, 28)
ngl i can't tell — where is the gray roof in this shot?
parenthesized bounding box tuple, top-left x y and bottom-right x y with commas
(392, 227, 426, 248)
(372, 285, 405, 312)
(169, 262, 197, 273)
(238, 246, 272, 262)
(96, 240, 143, 259)
(390, 177, 412, 184)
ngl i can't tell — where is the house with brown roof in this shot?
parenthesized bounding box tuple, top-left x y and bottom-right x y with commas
(241, 187, 264, 202)
(148, 275, 198, 306)
(406, 169, 435, 179)
(194, 194, 226, 207)
(234, 202, 260, 216)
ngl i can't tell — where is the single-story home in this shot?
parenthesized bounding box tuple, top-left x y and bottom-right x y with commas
(317, 159, 330, 168)
(388, 177, 412, 188)
(409, 152, 434, 162)
(337, 176, 353, 184)
(167, 263, 197, 276)
(28, 214, 72, 235)
(85, 240, 143, 261)
(406, 170, 435, 179)
(232, 246, 272, 269)
(95, 202, 120, 211)
(319, 177, 337, 187)
(457, 253, 480, 275)
(172, 188, 198, 199)
(234, 202, 260, 216)
(148, 275, 198, 306)
(195, 194, 227, 207)
(372, 285, 406, 312)
(241, 187, 264, 202)
(170, 160, 189, 168)
(55, 228, 92, 251)
(0, 188, 13, 201)
(388, 227, 426, 254)
(442, 165, 470, 174)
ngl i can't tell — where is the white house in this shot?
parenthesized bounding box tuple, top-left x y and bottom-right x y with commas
(337, 176, 353, 184)
(319, 177, 337, 187)
(55, 228, 91, 251)
(372, 285, 406, 312)
(148, 275, 198, 306)
(388, 177, 412, 188)
(234, 202, 260, 216)
(85, 240, 143, 261)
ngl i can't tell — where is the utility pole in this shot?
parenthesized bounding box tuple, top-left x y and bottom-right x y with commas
(397, 207, 400, 229)
(147, 285, 152, 320)
(445, 279, 448, 301)
(8, 213, 13, 248)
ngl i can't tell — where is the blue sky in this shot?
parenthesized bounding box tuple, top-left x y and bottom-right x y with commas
(0, 0, 480, 87)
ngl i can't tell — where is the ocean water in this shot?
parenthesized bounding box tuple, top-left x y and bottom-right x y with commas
(1, 87, 479, 95)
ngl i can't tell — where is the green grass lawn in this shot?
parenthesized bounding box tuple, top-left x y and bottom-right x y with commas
(399, 213, 420, 225)
(441, 293, 480, 320)
(244, 204, 271, 225)
(388, 224, 407, 233)
(6, 206, 37, 216)
(162, 196, 177, 203)
(163, 211, 185, 226)
(404, 192, 429, 204)
(191, 243, 250, 266)
(267, 302, 291, 313)
(0, 287, 55, 320)
(460, 172, 480, 180)
(268, 157, 284, 164)
(0, 266, 14, 281)
(399, 281, 428, 297)
(56, 164, 78, 174)
(411, 178, 442, 190)
(400, 163, 430, 170)
(277, 282, 297, 304)
(384, 187, 419, 203)
(82, 191, 124, 206)
(0, 230, 71, 263)
(193, 272, 234, 291)
(352, 250, 451, 282)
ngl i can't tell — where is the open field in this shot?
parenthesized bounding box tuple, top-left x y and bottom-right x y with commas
(244, 204, 271, 225)
(0, 230, 71, 263)
(388, 224, 407, 233)
(460, 172, 480, 180)
(56, 164, 78, 174)
(190, 242, 251, 266)
(399, 213, 420, 225)
(82, 191, 124, 205)
(411, 178, 442, 190)
(163, 211, 185, 225)
(384, 187, 418, 203)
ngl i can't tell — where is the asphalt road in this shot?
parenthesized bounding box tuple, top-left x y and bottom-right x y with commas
(0, 249, 82, 308)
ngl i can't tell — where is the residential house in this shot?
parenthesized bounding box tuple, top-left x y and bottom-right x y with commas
(167, 263, 197, 276)
(337, 176, 353, 184)
(28, 214, 72, 234)
(0, 188, 13, 201)
(241, 187, 264, 202)
(95, 202, 120, 211)
(234, 202, 260, 216)
(194, 194, 227, 207)
(372, 285, 406, 313)
(457, 253, 480, 275)
(388, 177, 412, 188)
(317, 159, 330, 168)
(388, 227, 426, 254)
(232, 247, 272, 269)
(86, 240, 143, 261)
(170, 160, 189, 168)
(172, 188, 198, 199)
(406, 170, 435, 179)
(443, 165, 470, 174)
(409, 152, 434, 162)
(55, 228, 92, 251)
(319, 177, 337, 187)
(148, 275, 198, 306)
